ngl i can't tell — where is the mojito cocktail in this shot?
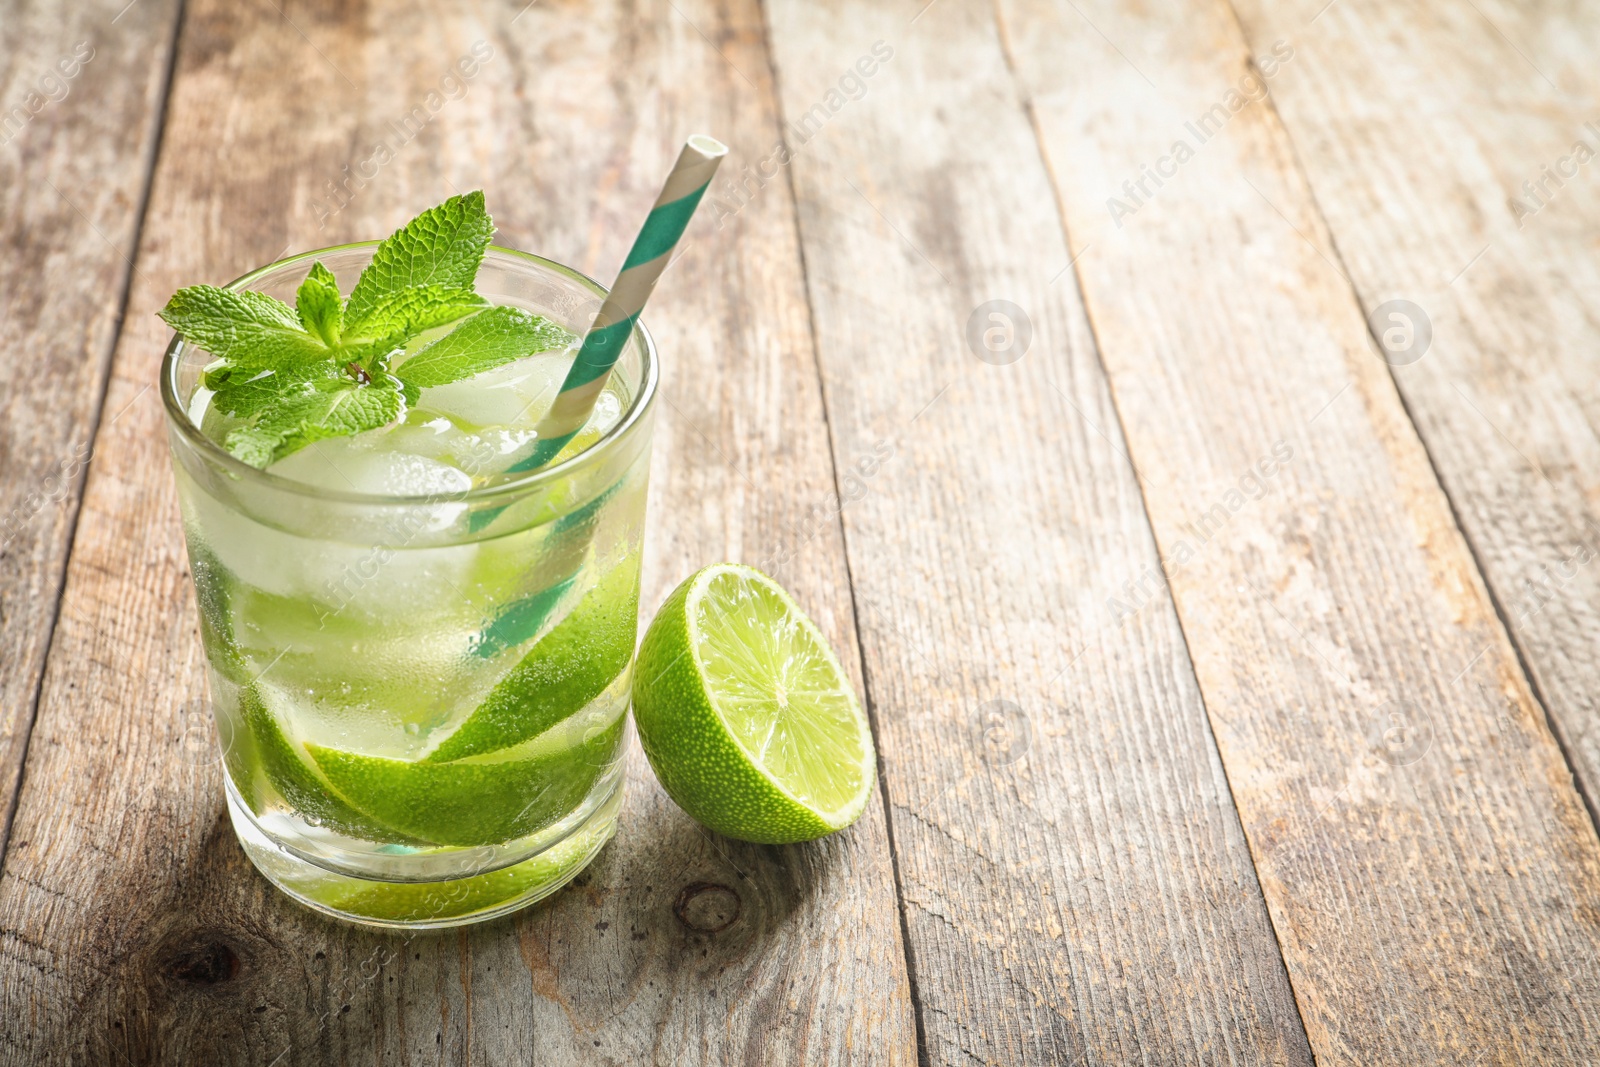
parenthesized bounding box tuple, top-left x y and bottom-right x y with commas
(162, 221, 657, 927)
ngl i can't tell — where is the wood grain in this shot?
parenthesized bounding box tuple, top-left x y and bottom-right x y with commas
(0, 0, 180, 858)
(996, 0, 1600, 1060)
(764, 1, 1314, 1063)
(0, 0, 915, 1063)
(1227, 0, 1600, 821)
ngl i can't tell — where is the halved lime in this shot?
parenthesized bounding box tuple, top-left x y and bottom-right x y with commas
(631, 564, 875, 844)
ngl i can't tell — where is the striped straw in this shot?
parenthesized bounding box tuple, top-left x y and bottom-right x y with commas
(509, 134, 728, 474)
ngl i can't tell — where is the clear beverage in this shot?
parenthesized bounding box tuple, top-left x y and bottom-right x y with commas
(162, 245, 657, 927)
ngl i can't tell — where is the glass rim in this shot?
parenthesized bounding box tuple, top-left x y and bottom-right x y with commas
(159, 241, 658, 506)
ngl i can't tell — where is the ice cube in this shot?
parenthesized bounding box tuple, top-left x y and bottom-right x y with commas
(256, 434, 474, 549)
(271, 436, 472, 499)
(581, 388, 624, 436)
(378, 414, 474, 464)
(186, 472, 480, 606)
(372, 412, 540, 483)
(417, 349, 575, 431)
(188, 386, 213, 426)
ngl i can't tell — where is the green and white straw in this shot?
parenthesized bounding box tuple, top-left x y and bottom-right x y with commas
(509, 134, 728, 474)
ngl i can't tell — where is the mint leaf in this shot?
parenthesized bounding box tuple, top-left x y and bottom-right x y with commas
(224, 376, 403, 469)
(160, 286, 333, 371)
(344, 191, 493, 326)
(342, 284, 488, 352)
(296, 262, 343, 346)
(394, 306, 575, 389)
(210, 363, 344, 420)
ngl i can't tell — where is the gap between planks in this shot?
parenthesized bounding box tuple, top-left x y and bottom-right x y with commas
(752, 0, 936, 1061)
(0, 0, 188, 867)
(984, 1, 1323, 1057)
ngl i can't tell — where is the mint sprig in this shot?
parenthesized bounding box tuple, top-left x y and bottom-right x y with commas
(159, 191, 576, 470)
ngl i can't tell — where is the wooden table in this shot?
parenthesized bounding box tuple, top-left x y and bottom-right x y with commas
(4, 0, 1600, 1062)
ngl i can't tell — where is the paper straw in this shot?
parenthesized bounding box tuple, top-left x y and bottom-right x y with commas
(508, 134, 728, 474)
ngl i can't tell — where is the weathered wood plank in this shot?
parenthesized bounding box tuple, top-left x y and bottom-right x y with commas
(996, 0, 1600, 1060)
(0, 0, 181, 858)
(1228, 0, 1600, 823)
(764, 2, 1314, 1063)
(0, 0, 916, 1063)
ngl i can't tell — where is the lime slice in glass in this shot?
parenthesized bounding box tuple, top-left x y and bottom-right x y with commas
(306, 713, 624, 847)
(425, 555, 640, 762)
(311, 801, 616, 923)
(237, 685, 425, 844)
(631, 563, 875, 844)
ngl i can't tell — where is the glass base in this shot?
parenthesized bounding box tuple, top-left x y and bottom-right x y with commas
(226, 775, 623, 929)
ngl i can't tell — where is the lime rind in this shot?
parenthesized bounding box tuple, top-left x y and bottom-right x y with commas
(309, 797, 617, 923)
(447, 668, 632, 766)
(189, 541, 250, 685)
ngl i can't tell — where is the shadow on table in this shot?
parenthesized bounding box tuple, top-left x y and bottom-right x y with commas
(46, 768, 830, 1066)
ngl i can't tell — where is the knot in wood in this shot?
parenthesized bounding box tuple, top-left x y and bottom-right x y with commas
(673, 882, 741, 933)
(159, 936, 243, 986)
